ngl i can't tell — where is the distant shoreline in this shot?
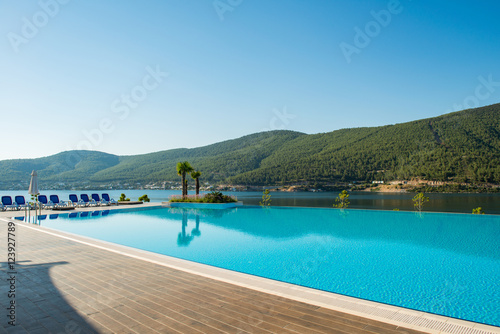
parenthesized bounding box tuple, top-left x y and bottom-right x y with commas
(0, 180, 500, 194)
(218, 181, 500, 194)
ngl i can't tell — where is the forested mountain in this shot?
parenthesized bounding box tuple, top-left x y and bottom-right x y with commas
(0, 131, 305, 188)
(0, 151, 119, 186)
(90, 130, 304, 184)
(230, 103, 500, 185)
(1, 103, 499, 189)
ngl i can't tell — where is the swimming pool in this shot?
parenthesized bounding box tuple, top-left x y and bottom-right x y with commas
(21, 206, 500, 327)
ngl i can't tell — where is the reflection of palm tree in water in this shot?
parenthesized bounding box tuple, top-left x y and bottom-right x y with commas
(191, 214, 201, 237)
(177, 213, 202, 246)
(177, 212, 194, 246)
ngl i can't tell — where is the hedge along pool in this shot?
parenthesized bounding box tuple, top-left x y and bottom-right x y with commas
(18, 206, 500, 327)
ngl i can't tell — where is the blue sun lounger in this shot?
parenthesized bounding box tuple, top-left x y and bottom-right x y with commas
(2, 196, 19, 211)
(69, 194, 86, 207)
(102, 193, 118, 205)
(80, 194, 98, 207)
(14, 196, 30, 210)
(49, 195, 68, 208)
(91, 193, 107, 206)
(38, 195, 57, 209)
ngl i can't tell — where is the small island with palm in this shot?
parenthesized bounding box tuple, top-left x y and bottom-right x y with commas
(170, 161, 238, 204)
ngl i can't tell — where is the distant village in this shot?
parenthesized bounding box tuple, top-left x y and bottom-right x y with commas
(3, 179, 366, 192)
(3, 179, 498, 193)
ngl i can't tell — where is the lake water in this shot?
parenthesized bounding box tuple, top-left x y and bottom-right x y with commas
(2, 190, 500, 214)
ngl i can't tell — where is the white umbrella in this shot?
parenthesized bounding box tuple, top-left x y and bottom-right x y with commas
(28, 170, 39, 221)
(28, 170, 39, 196)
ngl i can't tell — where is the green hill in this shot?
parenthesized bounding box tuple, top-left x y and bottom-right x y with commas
(0, 151, 120, 188)
(89, 130, 305, 184)
(0, 131, 305, 189)
(1, 103, 499, 190)
(230, 103, 500, 185)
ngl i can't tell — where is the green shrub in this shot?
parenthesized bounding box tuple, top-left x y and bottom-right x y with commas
(202, 191, 237, 203)
(472, 207, 485, 214)
(412, 192, 429, 212)
(169, 191, 237, 203)
(119, 193, 130, 201)
(333, 190, 350, 208)
(259, 189, 271, 206)
(138, 194, 150, 202)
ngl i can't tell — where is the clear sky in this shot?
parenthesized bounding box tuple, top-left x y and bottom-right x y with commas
(1, 0, 499, 161)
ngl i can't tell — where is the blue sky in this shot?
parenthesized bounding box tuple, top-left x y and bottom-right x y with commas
(1, 0, 499, 161)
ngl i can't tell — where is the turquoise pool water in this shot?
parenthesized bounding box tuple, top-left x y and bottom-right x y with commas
(20, 207, 500, 327)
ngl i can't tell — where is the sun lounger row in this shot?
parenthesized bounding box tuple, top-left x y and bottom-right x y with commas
(68, 193, 118, 207)
(1, 196, 30, 211)
(1, 193, 117, 211)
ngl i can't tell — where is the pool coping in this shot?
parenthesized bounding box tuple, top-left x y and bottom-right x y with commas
(4, 201, 499, 218)
(166, 201, 243, 209)
(4, 215, 499, 334)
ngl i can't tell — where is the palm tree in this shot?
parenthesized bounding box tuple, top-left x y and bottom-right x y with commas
(191, 171, 202, 196)
(176, 161, 194, 197)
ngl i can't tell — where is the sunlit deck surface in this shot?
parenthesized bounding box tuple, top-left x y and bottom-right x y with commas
(0, 206, 498, 334)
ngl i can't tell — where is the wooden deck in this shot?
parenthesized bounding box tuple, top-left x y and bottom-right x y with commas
(0, 218, 435, 334)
